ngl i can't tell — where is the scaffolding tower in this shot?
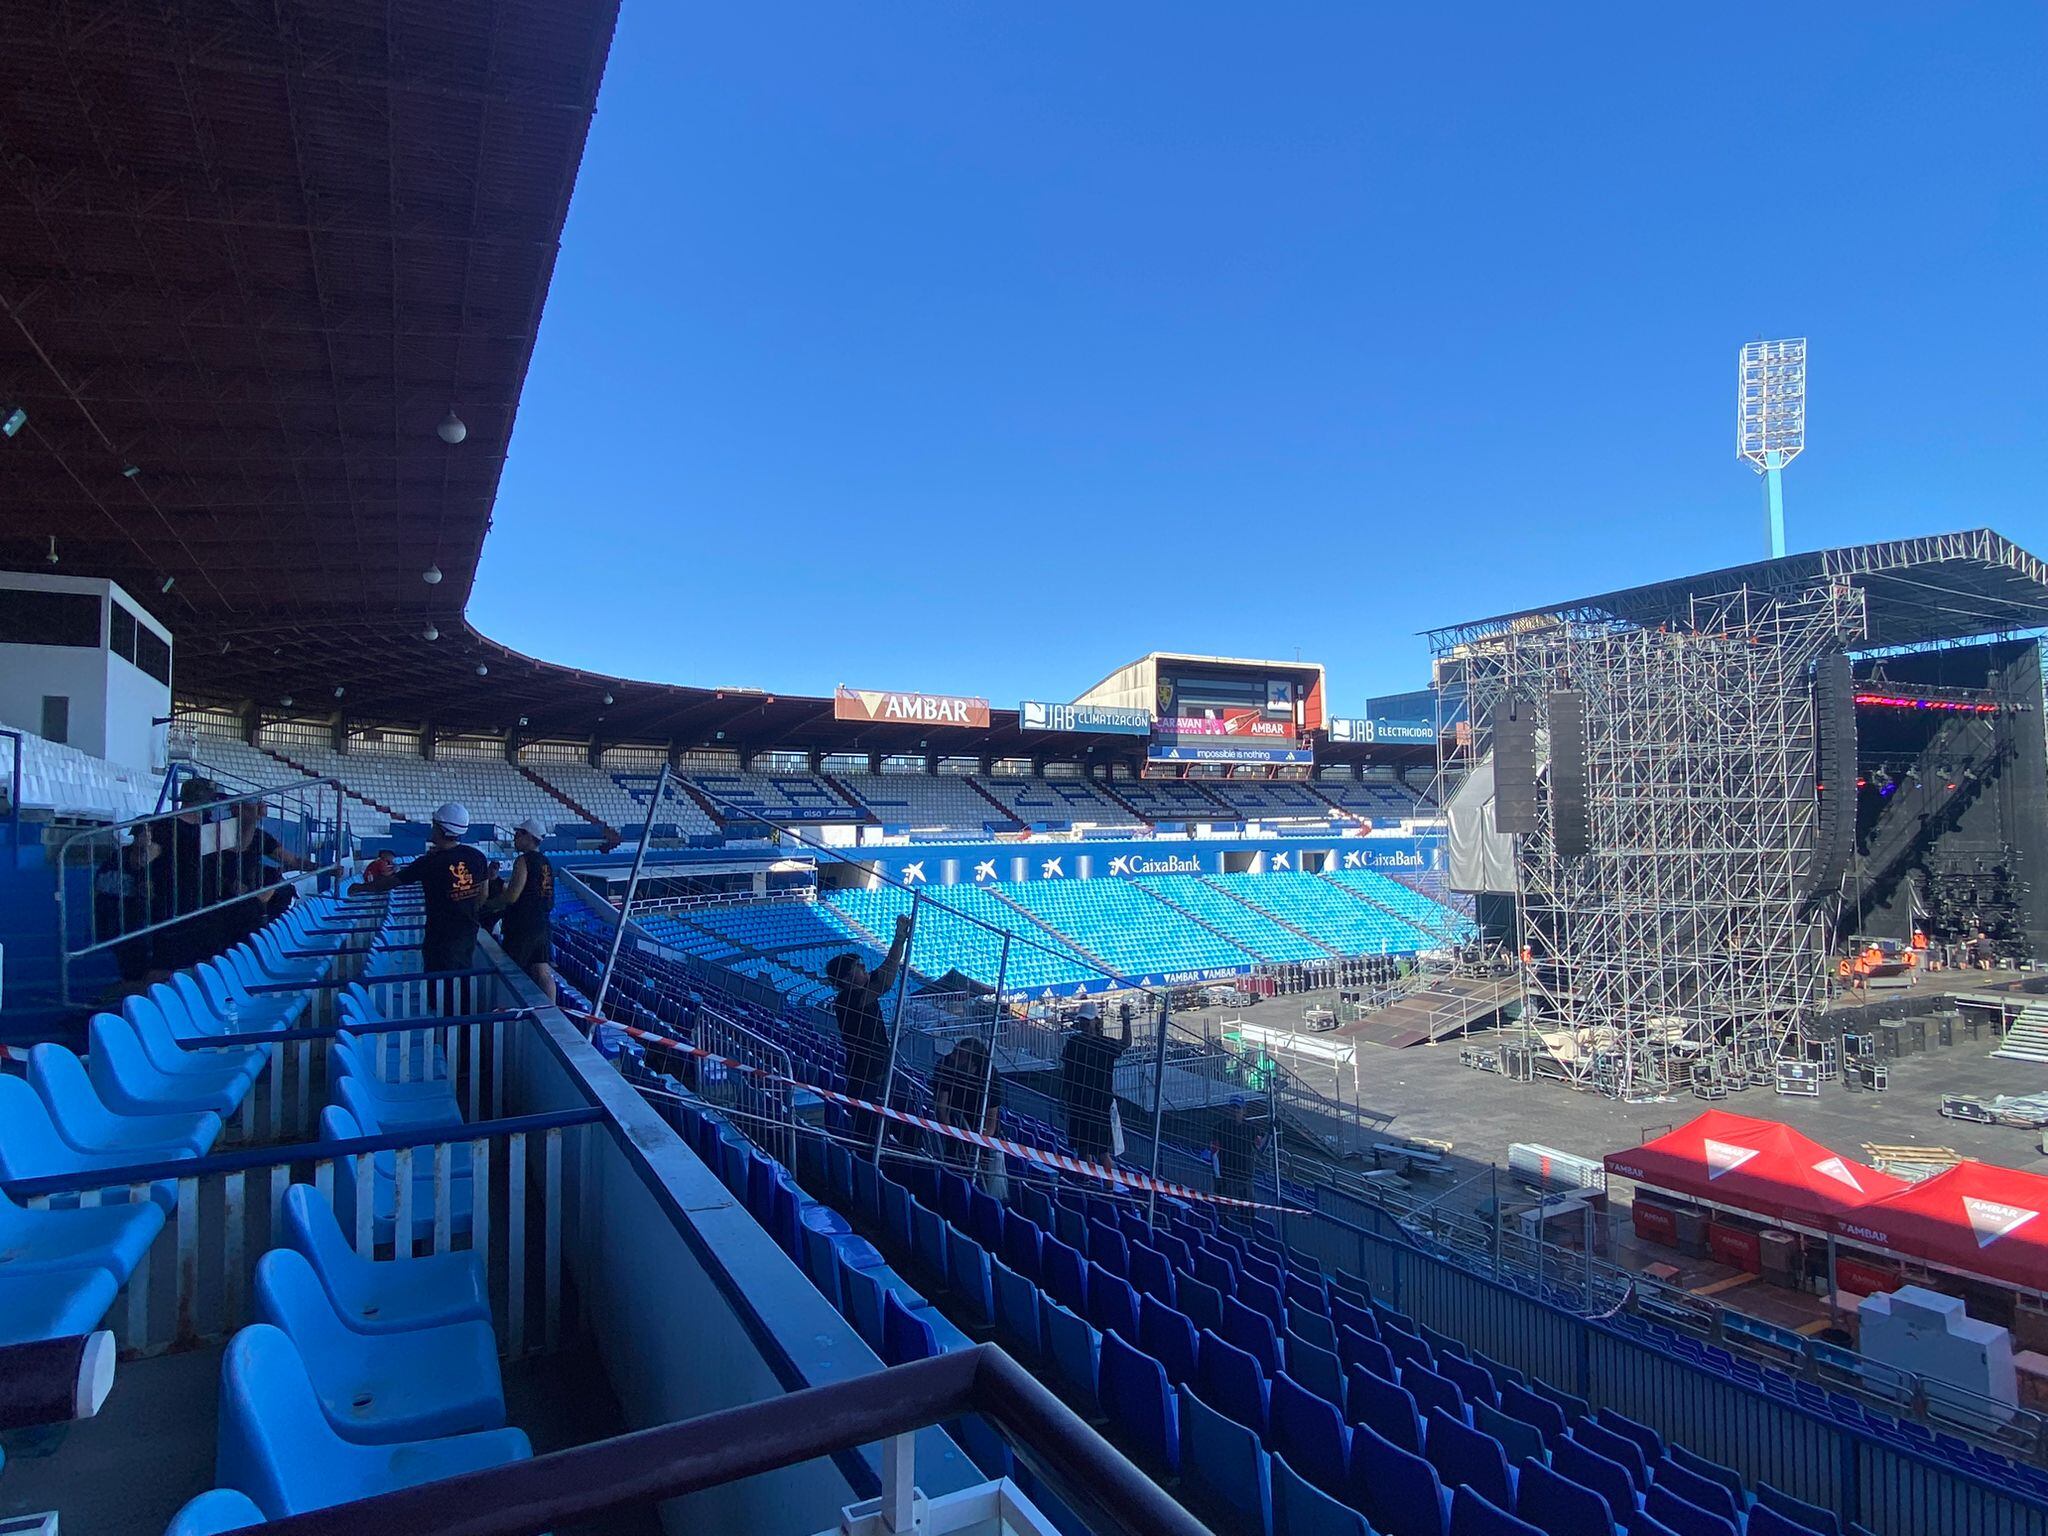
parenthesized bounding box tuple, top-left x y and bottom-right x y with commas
(1432, 579, 1867, 1098)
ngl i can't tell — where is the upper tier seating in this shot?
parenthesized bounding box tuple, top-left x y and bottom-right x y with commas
(1137, 874, 1333, 963)
(178, 736, 312, 793)
(1315, 776, 1430, 819)
(1217, 872, 1434, 954)
(689, 771, 863, 826)
(1003, 878, 1256, 977)
(525, 760, 719, 838)
(0, 728, 158, 821)
(1201, 781, 1342, 823)
(277, 746, 573, 838)
(1110, 778, 1232, 823)
(973, 775, 1146, 831)
(829, 772, 1001, 834)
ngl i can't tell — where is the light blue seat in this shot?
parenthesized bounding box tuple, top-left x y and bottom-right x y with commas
(1272, 1449, 1373, 1536)
(280, 1184, 487, 1334)
(1180, 1385, 1273, 1536)
(321, 1106, 473, 1248)
(194, 957, 302, 1033)
(129, 989, 268, 1078)
(164, 1489, 267, 1535)
(0, 1267, 120, 1346)
(215, 1324, 531, 1518)
(0, 1077, 180, 1213)
(255, 1247, 504, 1443)
(0, 1183, 164, 1285)
(1099, 1330, 1179, 1473)
(330, 1034, 456, 1101)
(334, 1059, 464, 1133)
(87, 1014, 253, 1120)
(29, 1045, 222, 1159)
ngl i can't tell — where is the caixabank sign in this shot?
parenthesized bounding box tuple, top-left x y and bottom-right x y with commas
(850, 834, 1444, 890)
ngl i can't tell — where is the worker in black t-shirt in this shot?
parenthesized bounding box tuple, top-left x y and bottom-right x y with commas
(1060, 999, 1132, 1165)
(354, 802, 491, 975)
(490, 817, 557, 1002)
(826, 913, 914, 1152)
(1211, 1095, 1268, 1216)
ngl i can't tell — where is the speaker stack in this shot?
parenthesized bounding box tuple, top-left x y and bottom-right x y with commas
(1493, 711, 1539, 836)
(1804, 653, 1858, 912)
(1548, 690, 1590, 860)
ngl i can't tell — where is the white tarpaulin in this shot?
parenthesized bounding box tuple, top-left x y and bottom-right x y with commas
(1447, 753, 1516, 894)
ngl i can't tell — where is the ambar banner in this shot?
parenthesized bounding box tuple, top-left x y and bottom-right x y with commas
(834, 686, 991, 729)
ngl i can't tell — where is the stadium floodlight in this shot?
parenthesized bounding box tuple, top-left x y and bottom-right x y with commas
(1737, 337, 1807, 558)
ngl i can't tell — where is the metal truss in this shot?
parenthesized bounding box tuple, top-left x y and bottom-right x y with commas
(1435, 580, 1867, 1099)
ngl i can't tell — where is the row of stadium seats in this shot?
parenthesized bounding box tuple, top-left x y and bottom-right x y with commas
(0, 726, 160, 822)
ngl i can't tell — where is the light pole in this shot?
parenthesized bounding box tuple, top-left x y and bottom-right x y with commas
(1738, 338, 1808, 558)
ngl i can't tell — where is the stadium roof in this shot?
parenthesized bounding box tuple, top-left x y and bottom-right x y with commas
(1428, 530, 2048, 653)
(0, 4, 1401, 764)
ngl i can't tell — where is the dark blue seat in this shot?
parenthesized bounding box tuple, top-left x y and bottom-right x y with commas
(1499, 1379, 1568, 1449)
(1621, 1513, 1684, 1536)
(1042, 1300, 1101, 1413)
(1001, 1213, 1043, 1282)
(1346, 1362, 1422, 1454)
(1425, 1405, 1514, 1510)
(1041, 1235, 1088, 1315)
(908, 1200, 949, 1285)
(967, 1187, 1005, 1251)
(1475, 1401, 1547, 1468)
(1385, 1323, 1436, 1373)
(1289, 1306, 1339, 1353)
(881, 1290, 940, 1365)
(1331, 1292, 1378, 1342)
(1286, 1271, 1328, 1315)
(1099, 1330, 1179, 1473)
(1197, 1327, 1270, 1434)
(947, 1228, 994, 1327)
(1473, 1349, 1525, 1389)
(1755, 1483, 1842, 1536)
(1240, 1270, 1287, 1330)
(1450, 1482, 1545, 1536)
(1138, 1296, 1199, 1387)
(1270, 1371, 1351, 1499)
(1553, 1436, 1637, 1523)
(1286, 1330, 1345, 1405)
(1749, 1504, 1832, 1536)
(1403, 1363, 1468, 1424)
(878, 1176, 914, 1255)
(1650, 1457, 1739, 1527)
(1420, 1323, 1468, 1362)
(1180, 1385, 1272, 1536)
(1531, 1377, 1590, 1426)
(1340, 1324, 1398, 1384)
(1644, 1484, 1737, 1536)
(1348, 1418, 1448, 1536)
(1438, 1352, 1499, 1409)
(1086, 1262, 1140, 1342)
(1330, 1267, 1371, 1306)
(1273, 1449, 1373, 1535)
(1151, 1229, 1193, 1277)
(1516, 1456, 1616, 1536)
(937, 1167, 973, 1227)
(1222, 1293, 1283, 1375)
(1572, 1420, 1647, 1492)
(1129, 1241, 1176, 1308)
(991, 1257, 1043, 1361)
(1663, 1445, 1742, 1507)
(1196, 1247, 1239, 1297)
(1086, 1219, 1129, 1278)
(1178, 1273, 1225, 1335)
(1596, 1406, 1665, 1468)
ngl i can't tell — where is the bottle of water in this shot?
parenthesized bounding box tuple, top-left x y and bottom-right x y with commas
(223, 997, 240, 1034)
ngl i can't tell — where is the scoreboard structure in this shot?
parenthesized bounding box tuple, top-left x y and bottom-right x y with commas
(1073, 651, 1325, 780)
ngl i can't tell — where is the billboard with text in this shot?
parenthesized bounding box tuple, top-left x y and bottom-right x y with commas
(834, 686, 991, 729)
(1019, 700, 1152, 736)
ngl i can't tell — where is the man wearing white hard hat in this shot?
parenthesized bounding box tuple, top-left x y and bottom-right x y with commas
(354, 802, 492, 984)
(492, 816, 557, 1002)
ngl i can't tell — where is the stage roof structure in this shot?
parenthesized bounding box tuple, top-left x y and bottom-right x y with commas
(1604, 1110, 1905, 1229)
(1430, 530, 2048, 654)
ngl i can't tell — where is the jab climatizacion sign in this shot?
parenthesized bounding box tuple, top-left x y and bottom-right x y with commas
(1019, 700, 1152, 736)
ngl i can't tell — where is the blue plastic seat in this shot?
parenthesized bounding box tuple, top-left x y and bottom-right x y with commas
(1530, 1377, 1590, 1426)
(1426, 1406, 1514, 1510)
(320, 1106, 472, 1249)
(1571, 1420, 1647, 1492)
(0, 1267, 121, 1347)
(908, 1200, 950, 1286)
(130, 988, 269, 1076)
(1650, 1457, 1739, 1527)
(1450, 1482, 1545, 1536)
(1438, 1351, 1499, 1410)
(1596, 1406, 1665, 1467)
(1138, 1296, 1199, 1387)
(1472, 1349, 1525, 1390)
(946, 1228, 994, 1327)
(1348, 1418, 1449, 1536)
(1197, 1327, 1270, 1434)
(1475, 1401, 1548, 1468)
(254, 1248, 504, 1443)
(278, 1183, 486, 1335)
(991, 1258, 1043, 1362)
(1286, 1331, 1346, 1406)
(1499, 1378, 1568, 1449)
(0, 1076, 178, 1211)
(1042, 1300, 1101, 1413)
(1180, 1385, 1273, 1536)
(1385, 1323, 1436, 1373)
(1041, 1235, 1088, 1315)
(1346, 1362, 1423, 1454)
(1086, 1262, 1140, 1342)
(164, 1489, 267, 1536)
(29, 1045, 221, 1159)
(1223, 1293, 1282, 1374)
(1516, 1457, 1615, 1536)
(1240, 1270, 1287, 1329)
(1129, 1241, 1176, 1308)
(1643, 1484, 1737, 1536)
(215, 1324, 531, 1517)
(0, 1182, 164, 1287)
(1341, 1324, 1398, 1384)
(1289, 1307, 1339, 1354)
(87, 1014, 252, 1120)
(1001, 1213, 1043, 1282)
(1271, 1371, 1351, 1499)
(1331, 1293, 1378, 1341)
(1755, 1483, 1842, 1536)
(1196, 1247, 1239, 1297)
(1663, 1444, 1742, 1507)
(1273, 1449, 1373, 1535)
(1178, 1273, 1225, 1335)
(1100, 1330, 1180, 1473)
(1553, 1437, 1637, 1524)
(1087, 1219, 1129, 1278)
(1747, 1504, 1833, 1536)
(882, 1290, 941, 1365)
(1405, 1363, 1469, 1424)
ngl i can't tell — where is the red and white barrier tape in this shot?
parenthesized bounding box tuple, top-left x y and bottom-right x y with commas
(574, 1010, 1308, 1216)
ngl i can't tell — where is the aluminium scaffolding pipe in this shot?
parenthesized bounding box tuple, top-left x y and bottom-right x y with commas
(593, 763, 670, 1024)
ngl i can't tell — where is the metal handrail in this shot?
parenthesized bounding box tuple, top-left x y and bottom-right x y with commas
(242, 1344, 1210, 1536)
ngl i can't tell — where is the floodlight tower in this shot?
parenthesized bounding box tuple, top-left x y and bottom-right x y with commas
(1738, 338, 1808, 558)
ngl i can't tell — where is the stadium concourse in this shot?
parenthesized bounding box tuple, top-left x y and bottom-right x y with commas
(3, 8, 2047, 1536)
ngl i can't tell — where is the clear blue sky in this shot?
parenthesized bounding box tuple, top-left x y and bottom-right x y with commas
(472, 4, 2046, 714)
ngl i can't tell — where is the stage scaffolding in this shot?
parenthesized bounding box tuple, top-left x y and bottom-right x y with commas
(1432, 579, 1867, 1098)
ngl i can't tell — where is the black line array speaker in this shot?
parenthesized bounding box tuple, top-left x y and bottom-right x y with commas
(1806, 653, 1857, 903)
(1494, 711, 1538, 835)
(1548, 690, 1590, 859)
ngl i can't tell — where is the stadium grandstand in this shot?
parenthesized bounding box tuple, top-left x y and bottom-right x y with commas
(0, 8, 2044, 1536)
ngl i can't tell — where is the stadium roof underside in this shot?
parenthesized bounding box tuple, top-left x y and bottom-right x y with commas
(1427, 530, 2048, 654)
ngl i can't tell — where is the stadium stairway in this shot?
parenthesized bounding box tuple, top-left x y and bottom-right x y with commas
(1993, 1002, 2048, 1064)
(1316, 871, 1455, 949)
(1093, 780, 1159, 829)
(964, 775, 1028, 825)
(1129, 877, 1277, 965)
(1304, 783, 1372, 828)
(1199, 877, 1341, 958)
(518, 763, 614, 835)
(262, 744, 405, 826)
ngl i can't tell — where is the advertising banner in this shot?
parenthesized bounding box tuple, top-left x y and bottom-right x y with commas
(1148, 743, 1314, 766)
(834, 686, 990, 729)
(1158, 711, 1298, 741)
(1329, 716, 1437, 745)
(1019, 700, 1152, 736)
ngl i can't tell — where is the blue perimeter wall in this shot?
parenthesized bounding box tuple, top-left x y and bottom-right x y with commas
(839, 833, 1446, 889)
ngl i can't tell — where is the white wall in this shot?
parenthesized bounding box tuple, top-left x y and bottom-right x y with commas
(0, 571, 172, 775)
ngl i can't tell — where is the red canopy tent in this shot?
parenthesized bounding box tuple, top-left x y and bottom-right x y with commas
(1832, 1161, 2048, 1294)
(1603, 1110, 1906, 1229)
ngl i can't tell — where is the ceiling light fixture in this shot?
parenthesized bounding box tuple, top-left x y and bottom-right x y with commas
(1, 404, 26, 439)
(160, 575, 175, 593)
(421, 623, 439, 641)
(422, 564, 443, 585)
(475, 664, 489, 677)
(437, 410, 467, 445)
(603, 693, 615, 706)
(280, 695, 294, 708)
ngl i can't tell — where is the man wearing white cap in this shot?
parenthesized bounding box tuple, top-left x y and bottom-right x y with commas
(492, 816, 557, 1002)
(355, 802, 492, 979)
